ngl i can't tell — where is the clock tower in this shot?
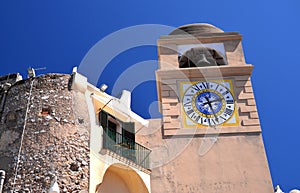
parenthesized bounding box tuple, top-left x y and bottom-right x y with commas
(150, 23, 273, 192)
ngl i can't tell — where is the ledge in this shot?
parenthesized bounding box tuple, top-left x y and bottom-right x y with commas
(162, 125, 262, 137)
(156, 65, 254, 80)
(158, 32, 242, 45)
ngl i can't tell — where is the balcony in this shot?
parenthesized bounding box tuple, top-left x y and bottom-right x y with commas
(103, 127, 151, 170)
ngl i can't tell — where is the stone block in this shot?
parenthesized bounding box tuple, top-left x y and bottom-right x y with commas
(161, 97, 179, 104)
(247, 99, 256, 106)
(238, 92, 254, 100)
(164, 121, 181, 129)
(250, 112, 259, 119)
(162, 108, 180, 116)
(235, 80, 252, 87)
(244, 86, 253, 93)
(239, 104, 257, 113)
(242, 119, 260, 126)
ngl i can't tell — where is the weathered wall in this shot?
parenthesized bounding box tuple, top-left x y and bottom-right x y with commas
(0, 74, 22, 119)
(0, 74, 90, 192)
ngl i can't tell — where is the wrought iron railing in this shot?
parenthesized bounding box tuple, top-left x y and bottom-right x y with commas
(103, 127, 151, 169)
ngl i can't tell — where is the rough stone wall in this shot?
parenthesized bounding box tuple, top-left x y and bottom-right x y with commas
(0, 74, 90, 193)
(0, 74, 21, 118)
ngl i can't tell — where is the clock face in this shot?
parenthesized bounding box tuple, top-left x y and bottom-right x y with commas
(182, 81, 235, 126)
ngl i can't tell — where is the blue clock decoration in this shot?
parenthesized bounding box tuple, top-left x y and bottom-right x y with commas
(195, 92, 223, 115)
(182, 81, 235, 126)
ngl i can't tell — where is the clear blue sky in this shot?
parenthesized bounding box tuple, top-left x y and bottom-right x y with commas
(0, 0, 299, 191)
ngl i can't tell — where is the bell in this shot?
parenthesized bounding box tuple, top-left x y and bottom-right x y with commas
(195, 53, 211, 67)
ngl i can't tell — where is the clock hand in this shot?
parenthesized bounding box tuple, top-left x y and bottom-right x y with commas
(203, 98, 222, 105)
(204, 96, 211, 103)
(205, 96, 219, 122)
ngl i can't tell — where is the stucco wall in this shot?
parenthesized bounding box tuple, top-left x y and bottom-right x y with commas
(137, 119, 273, 193)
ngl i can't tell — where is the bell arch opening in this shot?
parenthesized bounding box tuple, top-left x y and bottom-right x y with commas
(178, 46, 227, 68)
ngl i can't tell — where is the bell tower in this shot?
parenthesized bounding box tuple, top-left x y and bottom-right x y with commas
(152, 23, 274, 192)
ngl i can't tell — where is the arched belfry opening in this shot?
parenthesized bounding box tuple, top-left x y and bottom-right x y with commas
(178, 46, 227, 68)
(96, 164, 149, 193)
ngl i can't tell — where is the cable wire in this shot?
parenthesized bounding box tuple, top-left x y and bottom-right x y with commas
(12, 79, 34, 191)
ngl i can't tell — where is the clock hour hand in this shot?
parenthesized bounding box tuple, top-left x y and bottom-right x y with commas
(205, 97, 218, 121)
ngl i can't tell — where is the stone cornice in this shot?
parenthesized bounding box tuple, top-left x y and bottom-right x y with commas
(156, 65, 254, 80)
(158, 32, 242, 45)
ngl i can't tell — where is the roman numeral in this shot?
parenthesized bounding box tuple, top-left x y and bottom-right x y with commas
(215, 84, 219, 91)
(211, 119, 216, 125)
(184, 101, 192, 107)
(222, 90, 229, 96)
(226, 100, 234, 104)
(224, 108, 233, 116)
(207, 119, 211, 125)
(186, 109, 195, 115)
(202, 82, 209, 89)
(195, 115, 200, 122)
(220, 116, 226, 120)
(192, 84, 201, 91)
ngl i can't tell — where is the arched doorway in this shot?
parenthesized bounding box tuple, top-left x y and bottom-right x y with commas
(97, 163, 149, 193)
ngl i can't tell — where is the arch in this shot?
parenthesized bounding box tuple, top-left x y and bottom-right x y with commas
(96, 163, 149, 193)
(179, 46, 227, 68)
